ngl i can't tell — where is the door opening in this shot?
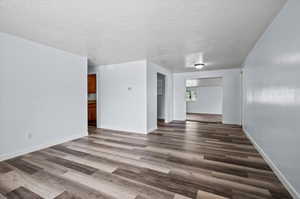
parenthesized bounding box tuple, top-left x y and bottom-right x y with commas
(157, 73, 166, 124)
(88, 74, 97, 133)
(186, 77, 223, 123)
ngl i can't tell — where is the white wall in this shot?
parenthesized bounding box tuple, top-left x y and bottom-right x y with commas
(147, 62, 173, 132)
(222, 71, 242, 124)
(187, 86, 223, 114)
(173, 69, 241, 124)
(243, 0, 300, 197)
(90, 60, 148, 133)
(89, 61, 172, 134)
(0, 33, 88, 160)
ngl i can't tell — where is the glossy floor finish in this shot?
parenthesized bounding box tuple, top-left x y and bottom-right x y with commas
(186, 113, 222, 123)
(0, 121, 292, 199)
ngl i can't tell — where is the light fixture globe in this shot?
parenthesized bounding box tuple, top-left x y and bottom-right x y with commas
(194, 63, 205, 69)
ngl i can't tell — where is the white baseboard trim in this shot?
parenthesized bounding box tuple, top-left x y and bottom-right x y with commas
(0, 133, 87, 161)
(100, 126, 148, 134)
(222, 121, 241, 125)
(187, 112, 222, 116)
(147, 127, 157, 133)
(243, 127, 300, 199)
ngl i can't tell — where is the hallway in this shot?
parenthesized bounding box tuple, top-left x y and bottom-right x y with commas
(0, 122, 292, 199)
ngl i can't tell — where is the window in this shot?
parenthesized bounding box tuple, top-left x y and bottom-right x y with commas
(186, 79, 198, 87)
(186, 89, 197, 101)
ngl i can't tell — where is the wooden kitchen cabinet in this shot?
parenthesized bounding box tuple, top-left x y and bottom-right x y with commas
(88, 74, 96, 93)
(88, 103, 96, 124)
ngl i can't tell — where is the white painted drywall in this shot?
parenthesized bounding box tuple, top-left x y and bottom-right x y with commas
(157, 74, 165, 119)
(147, 62, 173, 132)
(187, 86, 223, 114)
(0, 33, 88, 160)
(90, 60, 148, 133)
(243, 0, 300, 197)
(173, 69, 241, 124)
(222, 71, 242, 125)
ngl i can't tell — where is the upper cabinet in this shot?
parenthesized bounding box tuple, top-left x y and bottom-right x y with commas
(88, 74, 96, 93)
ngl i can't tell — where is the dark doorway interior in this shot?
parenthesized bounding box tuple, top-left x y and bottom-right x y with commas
(157, 73, 166, 124)
(88, 74, 97, 128)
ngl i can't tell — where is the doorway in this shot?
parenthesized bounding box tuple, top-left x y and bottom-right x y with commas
(157, 73, 166, 124)
(186, 77, 223, 123)
(88, 74, 97, 131)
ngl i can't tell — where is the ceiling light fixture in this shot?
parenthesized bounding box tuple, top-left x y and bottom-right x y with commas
(194, 63, 205, 70)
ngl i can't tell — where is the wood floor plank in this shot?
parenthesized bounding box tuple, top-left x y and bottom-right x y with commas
(66, 144, 170, 174)
(5, 187, 43, 199)
(196, 190, 229, 199)
(46, 156, 98, 175)
(204, 154, 271, 171)
(113, 167, 211, 198)
(32, 170, 115, 199)
(168, 169, 272, 198)
(211, 171, 286, 192)
(173, 194, 192, 199)
(51, 145, 87, 157)
(69, 140, 142, 160)
(6, 158, 43, 175)
(0, 193, 6, 199)
(0, 170, 63, 198)
(62, 155, 117, 173)
(54, 191, 82, 199)
(92, 170, 174, 199)
(22, 155, 68, 176)
(63, 170, 137, 199)
(0, 163, 12, 174)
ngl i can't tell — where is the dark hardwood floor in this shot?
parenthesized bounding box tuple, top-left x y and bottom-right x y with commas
(186, 113, 223, 123)
(0, 121, 292, 199)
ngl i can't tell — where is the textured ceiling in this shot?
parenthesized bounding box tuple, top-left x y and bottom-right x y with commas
(0, 0, 286, 72)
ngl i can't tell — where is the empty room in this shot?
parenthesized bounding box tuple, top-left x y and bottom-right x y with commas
(0, 0, 299, 199)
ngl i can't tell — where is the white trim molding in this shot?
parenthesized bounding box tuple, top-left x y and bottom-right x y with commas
(147, 127, 157, 133)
